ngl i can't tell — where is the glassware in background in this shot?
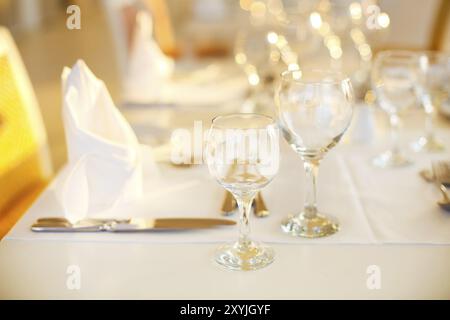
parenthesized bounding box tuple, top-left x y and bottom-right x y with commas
(275, 70, 353, 238)
(275, 1, 322, 68)
(280, 0, 390, 101)
(206, 114, 280, 270)
(234, 1, 284, 114)
(411, 51, 450, 152)
(234, 24, 281, 113)
(371, 50, 419, 168)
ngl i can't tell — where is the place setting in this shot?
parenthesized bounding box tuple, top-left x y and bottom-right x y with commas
(15, 52, 450, 268)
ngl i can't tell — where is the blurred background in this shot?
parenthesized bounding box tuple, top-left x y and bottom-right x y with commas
(0, 0, 449, 171)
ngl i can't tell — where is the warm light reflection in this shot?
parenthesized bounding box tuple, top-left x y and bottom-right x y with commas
(317, 0, 331, 12)
(267, 0, 283, 15)
(329, 46, 343, 59)
(377, 12, 390, 28)
(240, 0, 253, 11)
(235, 52, 247, 65)
(309, 12, 322, 29)
(248, 72, 260, 86)
(250, 1, 266, 18)
(318, 22, 330, 36)
(288, 63, 300, 71)
(275, 34, 288, 48)
(292, 70, 302, 80)
(349, 2, 362, 20)
(350, 28, 365, 44)
(267, 31, 278, 44)
(358, 43, 372, 61)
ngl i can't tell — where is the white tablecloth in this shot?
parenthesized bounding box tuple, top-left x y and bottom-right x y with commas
(6, 107, 450, 244)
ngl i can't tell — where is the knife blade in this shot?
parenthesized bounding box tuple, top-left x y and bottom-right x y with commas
(31, 217, 236, 232)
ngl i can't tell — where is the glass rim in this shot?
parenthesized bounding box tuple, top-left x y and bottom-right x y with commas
(211, 113, 276, 130)
(280, 69, 351, 85)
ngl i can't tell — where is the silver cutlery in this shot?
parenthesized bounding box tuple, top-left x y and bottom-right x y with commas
(253, 192, 270, 218)
(220, 191, 237, 216)
(220, 164, 239, 216)
(431, 161, 450, 211)
(31, 217, 236, 232)
(220, 190, 270, 218)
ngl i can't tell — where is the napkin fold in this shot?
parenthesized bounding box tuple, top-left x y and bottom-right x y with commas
(61, 60, 144, 222)
(123, 10, 174, 103)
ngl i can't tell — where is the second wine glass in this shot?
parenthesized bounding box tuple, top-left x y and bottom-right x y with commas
(275, 69, 353, 238)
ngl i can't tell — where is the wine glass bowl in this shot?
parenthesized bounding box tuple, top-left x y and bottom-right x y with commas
(206, 113, 280, 270)
(276, 69, 353, 238)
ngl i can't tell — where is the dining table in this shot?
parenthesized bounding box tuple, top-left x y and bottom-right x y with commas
(1, 63, 450, 299)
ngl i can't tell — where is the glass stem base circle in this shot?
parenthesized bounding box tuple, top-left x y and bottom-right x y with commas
(372, 150, 412, 168)
(281, 212, 339, 238)
(214, 241, 274, 271)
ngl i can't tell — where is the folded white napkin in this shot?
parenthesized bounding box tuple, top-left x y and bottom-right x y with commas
(61, 60, 145, 222)
(123, 10, 174, 103)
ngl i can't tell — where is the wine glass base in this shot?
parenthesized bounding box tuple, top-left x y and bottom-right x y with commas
(372, 150, 412, 168)
(214, 241, 274, 271)
(281, 213, 339, 238)
(411, 136, 445, 153)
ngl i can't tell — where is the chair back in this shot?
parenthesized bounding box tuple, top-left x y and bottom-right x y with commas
(0, 27, 52, 215)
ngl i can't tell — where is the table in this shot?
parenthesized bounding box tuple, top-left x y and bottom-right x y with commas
(0, 241, 449, 299)
(1, 107, 450, 299)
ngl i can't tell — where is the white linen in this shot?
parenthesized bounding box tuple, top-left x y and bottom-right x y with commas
(60, 60, 150, 222)
(6, 149, 377, 244)
(123, 10, 174, 103)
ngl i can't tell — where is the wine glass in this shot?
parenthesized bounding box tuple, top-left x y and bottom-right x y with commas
(412, 51, 450, 152)
(371, 50, 420, 168)
(275, 69, 353, 238)
(205, 113, 280, 271)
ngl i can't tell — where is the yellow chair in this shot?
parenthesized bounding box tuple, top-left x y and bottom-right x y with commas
(0, 27, 52, 239)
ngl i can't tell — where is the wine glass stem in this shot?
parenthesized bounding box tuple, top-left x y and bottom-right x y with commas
(236, 193, 255, 248)
(303, 160, 320, 219)
(425, 111, 435, 141)
(389, 114, 401, 155)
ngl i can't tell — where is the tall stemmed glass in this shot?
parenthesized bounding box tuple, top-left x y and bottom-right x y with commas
(276, 70, 353, 238)
(412, 51, 450, 152)
(206, 114, 280, 270)
(371, 51, 420, 168)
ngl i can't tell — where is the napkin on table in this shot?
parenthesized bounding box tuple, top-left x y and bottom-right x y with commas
(123, 10, 174, 103)
(61, 60, 152, 222)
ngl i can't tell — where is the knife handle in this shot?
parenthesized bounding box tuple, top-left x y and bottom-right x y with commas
(31, 222, 106, 232)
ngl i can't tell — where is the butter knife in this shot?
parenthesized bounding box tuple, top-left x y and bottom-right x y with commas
(31, 217, 236, 232)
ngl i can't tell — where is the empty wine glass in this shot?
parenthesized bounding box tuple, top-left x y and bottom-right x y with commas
(371, 50, 420, 168)
(412, 51, 450, 152)
(275, 69, 353, 238)
(205, 113, 280, 270)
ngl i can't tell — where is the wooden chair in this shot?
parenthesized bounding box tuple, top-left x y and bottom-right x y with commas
(430, 0, 450, 51)
(0, 27, 52, 239)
